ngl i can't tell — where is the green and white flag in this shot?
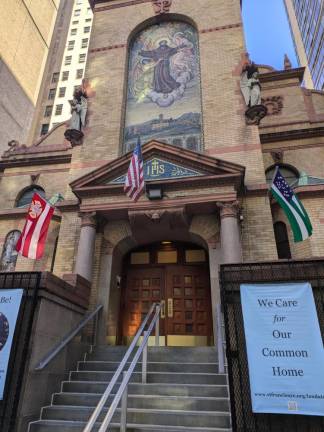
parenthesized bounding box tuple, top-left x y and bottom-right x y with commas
(271, 167, 312, 242)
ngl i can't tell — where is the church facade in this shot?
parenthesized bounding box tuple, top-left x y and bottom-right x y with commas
(1, 0, 324, 349)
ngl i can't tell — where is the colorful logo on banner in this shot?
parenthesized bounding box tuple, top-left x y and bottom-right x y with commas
(241, 283, 324, 416)
(0, 289, 23, 400)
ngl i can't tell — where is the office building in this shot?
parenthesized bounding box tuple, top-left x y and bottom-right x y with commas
(284, 0, 324, 89)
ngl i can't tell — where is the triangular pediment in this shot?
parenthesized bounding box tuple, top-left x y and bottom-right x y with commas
(70, 140, 245, 193)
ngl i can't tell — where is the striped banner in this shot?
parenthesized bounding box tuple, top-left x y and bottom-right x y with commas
(16, 193, 54, 260)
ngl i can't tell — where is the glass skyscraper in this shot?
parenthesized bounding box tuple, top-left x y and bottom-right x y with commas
(284, 0, 323, 90)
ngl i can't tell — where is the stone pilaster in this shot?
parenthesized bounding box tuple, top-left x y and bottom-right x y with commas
(74, 212, 97, 282)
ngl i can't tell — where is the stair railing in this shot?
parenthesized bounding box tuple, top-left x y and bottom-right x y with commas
(83, 303, 161, 432)
(34, 304, 103, 371)
(216, 303, 226, 374)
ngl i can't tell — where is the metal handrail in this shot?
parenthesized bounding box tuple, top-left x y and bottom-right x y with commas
(83, 303, 160, 432)
(98, 304, 161, 432)
(216, 303, 225, 374)
(35, 304, 103, 371)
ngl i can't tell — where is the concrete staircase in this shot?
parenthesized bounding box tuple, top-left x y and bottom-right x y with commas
(29, 346, 231, 432)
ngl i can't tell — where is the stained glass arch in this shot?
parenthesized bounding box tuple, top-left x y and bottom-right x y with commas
(124, 20, 203, 153)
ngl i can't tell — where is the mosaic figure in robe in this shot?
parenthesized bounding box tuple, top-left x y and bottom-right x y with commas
(139, 40, 184, 94)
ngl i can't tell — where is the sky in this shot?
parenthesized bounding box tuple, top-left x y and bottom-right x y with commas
(242, 0, 298, 70)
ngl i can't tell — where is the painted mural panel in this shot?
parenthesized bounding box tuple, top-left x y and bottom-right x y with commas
(124, 21, 202, 153)
(0, 230, 20, 272)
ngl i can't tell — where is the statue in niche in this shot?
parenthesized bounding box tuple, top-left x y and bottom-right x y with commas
(0, 231, 20, 272)
(64, 87, 88, 145)
(240, 61, 267, 125)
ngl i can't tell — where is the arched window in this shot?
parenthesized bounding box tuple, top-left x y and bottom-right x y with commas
(16, 186, 46, 208)
(266, 164, 299, 186)
(0, 230, 21, 272)
(123, 20, 202, 153)
(274, 222, 291, 259)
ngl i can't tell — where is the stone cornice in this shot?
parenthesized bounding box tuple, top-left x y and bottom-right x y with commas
(0, 153, 72, 169)
(259, 67, 305, 83)
(73, 173, 243, 199)
(260, 126, 324, 143)
(80, 191, 238, 215)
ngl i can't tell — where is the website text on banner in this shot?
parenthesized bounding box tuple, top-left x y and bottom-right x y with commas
(0, 289, 23, 400)
(240, 283, 324, 416)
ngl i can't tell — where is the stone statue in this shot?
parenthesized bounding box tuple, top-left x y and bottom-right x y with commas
(240, 62, 267, 125)
(240, 62, 261, 107)
(64, 87, 88, 145)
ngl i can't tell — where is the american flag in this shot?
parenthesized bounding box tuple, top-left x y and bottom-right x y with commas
(124, 137, 145, 201)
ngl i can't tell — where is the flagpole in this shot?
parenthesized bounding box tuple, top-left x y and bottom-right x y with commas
(138, 135, 147, 197)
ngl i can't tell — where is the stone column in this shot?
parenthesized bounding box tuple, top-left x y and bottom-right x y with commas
(97, 239, 114, 344)
(74, 212, 97, 282)
(218, 201, 242, 263)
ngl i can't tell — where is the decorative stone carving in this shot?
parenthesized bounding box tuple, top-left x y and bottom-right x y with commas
(79, 212, 97, 228)
(145, 210, 166, 223)
(2, 140, 27, 158)
(217, 201, 240, 220)
(152, 0, 172, 14)
(64, 86, 88, 146)
(244, 105, 268, 125)
(30, 173, 40, 184)
(261, 96, 283, 116)
(270, 150, 284, 164)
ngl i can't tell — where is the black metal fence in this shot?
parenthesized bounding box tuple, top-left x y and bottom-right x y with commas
(0, 272, 41, 432)
(220, 260, 324, 432)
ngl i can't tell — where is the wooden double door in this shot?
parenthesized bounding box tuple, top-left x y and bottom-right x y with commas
(121, 265, 212, 345)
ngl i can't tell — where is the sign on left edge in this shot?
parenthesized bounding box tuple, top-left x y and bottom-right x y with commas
(0, 289, 23, 400)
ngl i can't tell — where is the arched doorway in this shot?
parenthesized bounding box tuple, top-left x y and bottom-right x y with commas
(118, 241, 213, 346)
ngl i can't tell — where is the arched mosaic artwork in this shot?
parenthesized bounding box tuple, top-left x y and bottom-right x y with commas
(124, 21, 202, 153)
(0, 230, 21, 272)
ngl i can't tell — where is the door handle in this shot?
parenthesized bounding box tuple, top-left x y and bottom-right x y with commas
(167, 298, 173, 318)
(160, 300, 166, 319)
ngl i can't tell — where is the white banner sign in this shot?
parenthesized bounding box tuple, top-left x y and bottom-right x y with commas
(241, 282, 324, 416)
(0, 289, 23, 400)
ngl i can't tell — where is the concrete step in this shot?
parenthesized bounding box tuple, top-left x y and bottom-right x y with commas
(88, 346, 218, 363)
(52, 392, 230, 411)
(70, 371, 227, 385)
(41, 406, 231, 428)
(29, 419, 232, 432)
(78, 360, 220, 374)
(61, 382, 228, 398)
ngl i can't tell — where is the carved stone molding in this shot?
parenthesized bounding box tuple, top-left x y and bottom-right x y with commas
(129, 207, 189, 229)
(79, 211, 97, 228)
(144, 210, 166, 223)
(217, 201, 240, 220)
(30, 173, 40, 184)
(261, 96, 283, 116)
(152, 0, 172, 14)
(245, 104, 268, 125)
(270, 150, 284, 164)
